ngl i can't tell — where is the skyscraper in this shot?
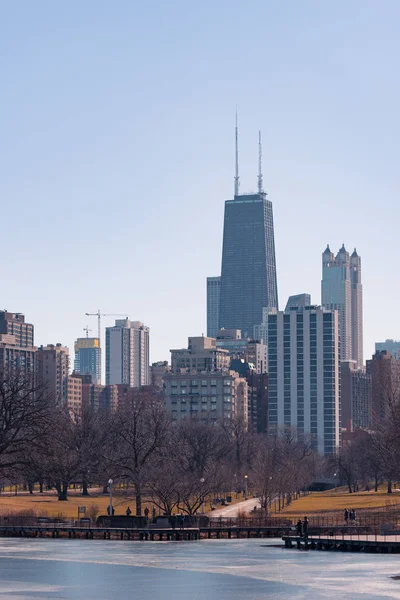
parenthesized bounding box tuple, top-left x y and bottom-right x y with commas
(321, 245, 363, 367)
(219, 128, 278, 337)
(36, 343, 70, 405)
(0, 311, 34, 348)
(0, 311, 36, 379)
(206, 276, 221, 338)
(105, 319, 150, 387)
(268, 301, 340, 455)
(375, 339, 400, 358)
(74, 337, 101, 384)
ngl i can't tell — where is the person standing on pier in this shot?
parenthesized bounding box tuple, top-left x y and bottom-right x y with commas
(296, 519, 302, 537)
(303, 517, 309, 538)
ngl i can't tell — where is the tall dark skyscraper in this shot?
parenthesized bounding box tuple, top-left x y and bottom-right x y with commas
(219, 126, 278, 337)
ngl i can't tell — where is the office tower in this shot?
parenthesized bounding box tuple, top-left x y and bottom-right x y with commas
(170, 336, 230, 373)
(105, 319, 150, 387)
(0, 311, 34, 348)
(350, 249, 363, 367)
(74, 337, 101, 384)
(215, 329, 268, 374)
(206, 276, 221, 338)
(285, 294, 311, 312)
(268, 301, 340, 455)
(366, 350, 400, 423)
(321, 245, 363, 367)
(164, 370, 248, 425)
(340, 361, 371, 431)
(36, 344, 70, 404)
(375, 339, 400, 359)
(219, 128, 278, 338)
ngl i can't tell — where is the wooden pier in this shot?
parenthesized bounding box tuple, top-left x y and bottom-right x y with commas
(0, 524, 290, 541)
(283, 534, 400, 553)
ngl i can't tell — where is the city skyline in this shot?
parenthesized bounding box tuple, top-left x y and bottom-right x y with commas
(2, 3, 400, 364)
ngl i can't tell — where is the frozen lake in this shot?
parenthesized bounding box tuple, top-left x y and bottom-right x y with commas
(0, 537, 399, 599)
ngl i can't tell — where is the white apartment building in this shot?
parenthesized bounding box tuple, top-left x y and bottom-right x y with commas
(105, 319, 150, 387)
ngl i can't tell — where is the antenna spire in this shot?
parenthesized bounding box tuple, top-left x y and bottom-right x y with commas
(258, 130, 263, 194)
(234, 109, 240, 197)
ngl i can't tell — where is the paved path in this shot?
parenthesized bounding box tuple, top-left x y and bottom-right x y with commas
(210, 497, 260, 517)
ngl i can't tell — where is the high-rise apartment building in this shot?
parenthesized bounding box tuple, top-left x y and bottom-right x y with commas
(105, 319, 150, 387)
(321, 245, 363, 367)
(36, 344, 70, 404)
(0, 311, 34, 348)
(170, 336, 230, 373)
(82, 383, 118, 412)
(375, 340, 400, 359)
(268, 302, 340, 455)
(219, 127, 278, 338)
(206, 276, 221, 338)
(164, 370, 248, 426)
(150, 361, 169, 391)
(0, 334, 36, 380)
(74, 337, 101, 384)
(340, 361, 371, 431)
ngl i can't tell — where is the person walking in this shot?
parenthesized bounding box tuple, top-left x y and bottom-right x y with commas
(144, 507, 149, 521)
(296, 519, 303, 537)
(344, 508, 349, 524)
(126, 506, 132, 517)
(303, 516, 309, 539)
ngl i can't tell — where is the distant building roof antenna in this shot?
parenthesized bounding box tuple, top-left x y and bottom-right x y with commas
(234, 108, 240, 197)
(258, 130, 263, 194)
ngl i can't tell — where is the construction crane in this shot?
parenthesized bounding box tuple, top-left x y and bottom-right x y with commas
(85, 310, 129, 343)
(83, 325, 92, 338)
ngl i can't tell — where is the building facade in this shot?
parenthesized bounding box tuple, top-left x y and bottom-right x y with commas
(219, 192, 278, 338)
(206, 276, 221, 338)
(321, 245, 363, 367)
(230, 359, 268, 433)
(82, 383, 118, 412)
(215, 329, 268, 374)
(0, 311, 34, 348)
(164, 370, 248, 425)
(67, 372, 82, 417)
(150, 361, 169, 391)
(366, 350, 400, 423)
(340, 361, 371, 431)
(74, 337, 101, 384)
(0, 334, 36, 380)
(36, 344, 70, 405)
(268, 303, 340, 455)
(375, 339, 400, 359)
(170, 336, 230, 373)
(105, 319, 150, 387)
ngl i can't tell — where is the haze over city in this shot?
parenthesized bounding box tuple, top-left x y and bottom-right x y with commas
(2, 1, 400, 362)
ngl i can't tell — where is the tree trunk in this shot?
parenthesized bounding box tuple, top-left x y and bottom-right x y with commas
(375, 476, 378, 492)
(82, 481, 89, 496)
(388, 480, 393, 494)
(28, 481, 34, 494)
(56, 482, 68, 501)
(39, 480, 43, 494)
(136, 492, 142, 516)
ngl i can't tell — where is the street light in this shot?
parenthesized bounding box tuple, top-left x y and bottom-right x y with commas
(200, 478, 205, 514)
(244, 475, 248, 499)
(108, 478, 113, 517)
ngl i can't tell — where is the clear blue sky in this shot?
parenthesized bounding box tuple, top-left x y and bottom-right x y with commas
(1, 1, 399, 368)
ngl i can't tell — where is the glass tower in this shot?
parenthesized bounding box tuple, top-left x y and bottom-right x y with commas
(219, 193, 278, 338)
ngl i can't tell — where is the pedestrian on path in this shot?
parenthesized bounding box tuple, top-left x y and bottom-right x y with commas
(303, 516, 309, 538)
(344, 508, 349, 524)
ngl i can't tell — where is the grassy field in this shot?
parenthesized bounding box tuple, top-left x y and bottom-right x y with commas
(0, 488, 242, 519)
(280, 487, 400, 519)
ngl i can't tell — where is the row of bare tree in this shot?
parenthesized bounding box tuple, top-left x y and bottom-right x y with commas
(0, 373, 318, 515)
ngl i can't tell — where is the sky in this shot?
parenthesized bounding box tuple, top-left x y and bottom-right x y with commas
(1, 1, 400, 372)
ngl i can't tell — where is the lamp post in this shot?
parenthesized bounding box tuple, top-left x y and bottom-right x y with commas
(108, 478, 113, 516)
(244, 475, 248, 499)
(200, 478, 205, 514)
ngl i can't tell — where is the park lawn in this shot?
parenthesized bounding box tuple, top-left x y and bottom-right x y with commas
(280, 487, 400, 518)
(0, 489, 239, 519)
(0, 490, 149, 519)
